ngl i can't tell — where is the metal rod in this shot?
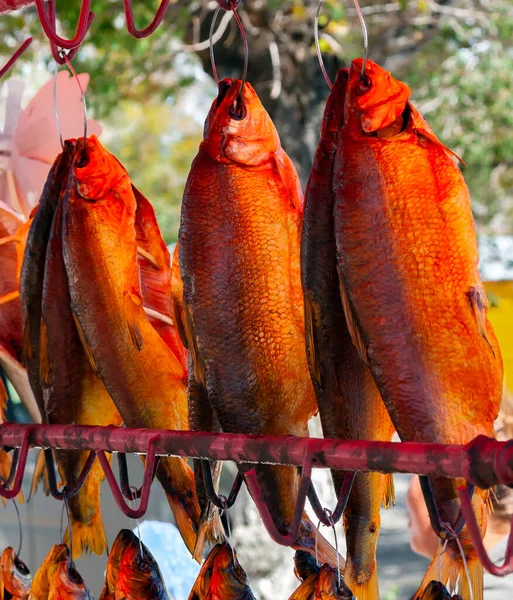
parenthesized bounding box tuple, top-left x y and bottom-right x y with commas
(0, 426, 511, 488)
(0, 38, 33, 80)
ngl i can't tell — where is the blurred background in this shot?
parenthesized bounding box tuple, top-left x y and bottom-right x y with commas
(0, 1, 512, 599)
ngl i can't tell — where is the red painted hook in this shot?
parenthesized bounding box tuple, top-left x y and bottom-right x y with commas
(0, 38, 33, 80)
(307, 470, 356, 526)
(457, 485, 513, 576)
(97, 436, 159, 519)
(35, 0, 94, 62)
(244, 453, 314, 546)
(0, 429, 31, 500)
(123, 0, 171, 39)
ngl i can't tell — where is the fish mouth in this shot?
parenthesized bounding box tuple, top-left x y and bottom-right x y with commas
(216, 79, 233, 107)
(14, 557, 30, 577)
(215, 79, 247, 121)
(67, 565, 85, 586)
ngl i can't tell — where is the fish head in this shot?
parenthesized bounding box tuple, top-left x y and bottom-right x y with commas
(116, 534, 169, 600)
(208, 542, 255, 600)
(188, 543, 223, 600)
(31, 544, 69, 600)
(319, 69, 349, 139)
(73, 135, 127, 201)
(203, 79, 280, 166)
(315, 565, 355, 600)
(293, 551, 320, 582)
(53, 561, 93, 600)
(419, 581, 453, 599)
(100, 530, 134, 600)
(0, 547, 32, 598)
(345, 58, 410, 134)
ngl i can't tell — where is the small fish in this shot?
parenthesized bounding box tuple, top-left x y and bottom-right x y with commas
(61, 136, 200, 557)
(179, 78, 336, 564)
(99, 530, 135, 600)
(333, 58, 504, 600)
(188, 542, 255, 600)
(29, 544, 69, 600)
(48, 561, 92, 600)
(0, 547, 31, 600)
(114, 530, 169, 600)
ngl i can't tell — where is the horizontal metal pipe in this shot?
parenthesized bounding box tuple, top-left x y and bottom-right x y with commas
(1, 424, 512, 488)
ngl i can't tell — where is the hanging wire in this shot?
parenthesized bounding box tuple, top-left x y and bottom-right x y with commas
(130, 486, 145, 558)
(219, 494, 236, 561)
(63, 495, 75, 569)
(352, 0, 368, 79)
(444, 524, 474, 600)
(12, 499, 23, 560)
(53, 49, 88, 157)
(209, 1, 248, 100)
(314, 509, 341, 588)
(314, 0, 333, 89)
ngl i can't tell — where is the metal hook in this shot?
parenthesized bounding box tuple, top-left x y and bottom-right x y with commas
(0, 38, 33, 80)
(35, 0, 94, 52)
(200, 460, 243, 510)
(307, 470, 356, 526)
(97, 436, 159, 519)
(244, 453, 314, 546)
(209, 1, 248, 101)
(0, 429, 31, 500)
(219, 494, 236, 561)
(62, 494, 75, 569)
(457, 485, 513, 577)
(123, 0, 170, 39)
(313, 0, 332, 90)
(419, 475, 474, 540)
(12, 499, 23, 560)
(352, 0, 368, 79)
(44, 449, 97, 500)
(118, 452, 160, 501)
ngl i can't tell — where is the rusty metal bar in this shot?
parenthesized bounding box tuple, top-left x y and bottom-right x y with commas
(1, 425, 512, 488)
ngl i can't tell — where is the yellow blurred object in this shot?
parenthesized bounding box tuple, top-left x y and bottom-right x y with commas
(484, 280, 513, 392)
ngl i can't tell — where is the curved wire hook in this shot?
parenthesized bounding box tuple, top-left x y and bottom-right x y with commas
(62, 494, 75, 569)
(123, 0, 170, 39)
(35, 0, 94, 52)
(0, 38, 33, 80)
(419, 475, 474, 540)
(44, 449, 97, 500)
(313, 0, 332, 90)
(97, 436, 159, 520)
(201, 460, 243, 510)
(12, 499, 23, 560)
(352, 0, 368, 79)
(209, 1, 248, 101)
(457, 485, 513, 577)
(307, 470, 356, 526)
(0, 429, 31, 500)
(117, 451, 160, 501)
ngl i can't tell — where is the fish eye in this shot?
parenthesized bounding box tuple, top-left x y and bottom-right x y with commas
(14, 558, 29, 577)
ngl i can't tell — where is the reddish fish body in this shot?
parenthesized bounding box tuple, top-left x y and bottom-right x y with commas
(62, 136, 200, 557)
(29, 545, 69, 600)
(333, 59, 503, 599)
(0, 547, 31, 600)
(179, 79, 333, 561)
(301, 69, 395, 599)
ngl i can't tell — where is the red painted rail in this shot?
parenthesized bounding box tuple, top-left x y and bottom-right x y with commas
(1, 423, 513, 576)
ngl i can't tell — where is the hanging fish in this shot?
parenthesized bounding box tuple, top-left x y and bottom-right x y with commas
(29, 544, 69, 600)
(289, 552, 320, 600)
(114, 530, 169, 600)
(99, 530, 136, 600)
(289, 559, 354, 600)
(47, 561, 92, 600)
(61, 136, 200, 557)
(419, 581, 461, 599)
(0, 547, 31, 600)
(188, 542, 255, 600)
(301, 67, 395, 600)
(0, 201, 40, 424)
(178, 78, 336, 564)
(39, 159, 123, 559)
(333, 58, 503, 600)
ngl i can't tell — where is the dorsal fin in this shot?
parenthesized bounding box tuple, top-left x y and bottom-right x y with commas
(338, 278, 369, 367)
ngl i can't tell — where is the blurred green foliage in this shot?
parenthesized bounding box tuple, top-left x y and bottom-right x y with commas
(1, 1, 512, 243)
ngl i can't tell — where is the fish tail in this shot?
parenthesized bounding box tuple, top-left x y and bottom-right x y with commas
(64, 503, 107, 559)
(29, 448, 49, 500)
(157, 457, 201, 561)
(344, 555, 379, 600)
(414, 541, 483, 600)
(193, 505, 224, 562)
(381, 473, 395, 508)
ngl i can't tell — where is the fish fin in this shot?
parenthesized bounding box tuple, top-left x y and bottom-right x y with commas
(274, 149, 304, 214)
(39, 318, 50, 386)
(414, 546, 483, 600)
(171, 244, 188, 349)
(381, 474, 395, 509)
(183, 304, 205, 387)
(29, 449, 50, 500)
(173, 297, 188, 350)
(136, 245, 160, 270)
(64, 513, 107, 559)
(344, 556, 379, 600)
(0, 290, 20, 305)
(338, 279, 369, 367)
(409, 102, 466, 167)
(468, 285, 495, 357)
(71, 310, 100, 377)
(21, 318, 32, 364)
(304, 296, 322, 390)
(193, 506, 224, 562)
(165, 491, 201, 563)
(295, 513, 346, 571)
(124, 294, 144, 351)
